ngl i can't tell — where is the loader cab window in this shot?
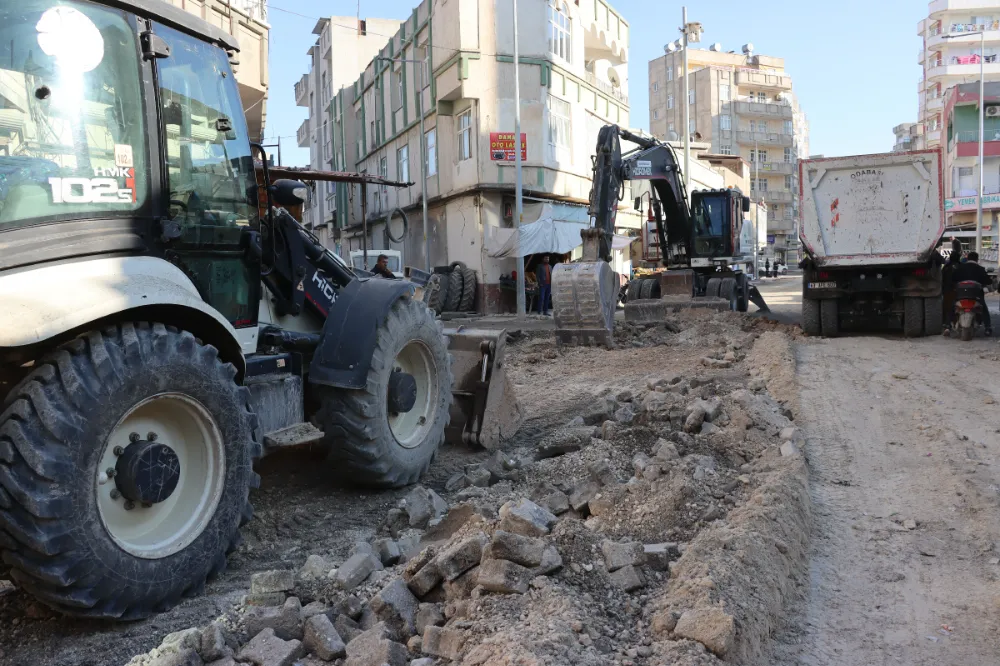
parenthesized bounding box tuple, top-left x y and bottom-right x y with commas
(153, 23, 258, 327)
(0, 1, 149, 226)
(691, 194, 728, 257)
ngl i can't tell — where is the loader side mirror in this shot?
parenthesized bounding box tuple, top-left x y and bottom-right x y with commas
(270, 179, 309, 207)
(742, 196, 751, 213)
(634, 197, 642, 211)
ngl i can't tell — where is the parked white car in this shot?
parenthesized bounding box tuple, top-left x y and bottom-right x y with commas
(349, 250, 403, 278)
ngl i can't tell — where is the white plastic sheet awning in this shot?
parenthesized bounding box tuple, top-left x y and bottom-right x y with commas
(486, 202, 631, 258)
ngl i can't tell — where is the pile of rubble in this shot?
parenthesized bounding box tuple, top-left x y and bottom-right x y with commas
(122, 321, 809, 666)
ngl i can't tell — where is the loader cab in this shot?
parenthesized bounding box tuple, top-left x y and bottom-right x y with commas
(689, 189, 747, 261)
(0, 0, 260, 329)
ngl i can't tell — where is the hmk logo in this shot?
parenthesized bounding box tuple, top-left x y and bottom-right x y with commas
(311, 271, 336, 303)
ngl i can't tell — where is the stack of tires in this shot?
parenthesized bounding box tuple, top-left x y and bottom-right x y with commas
(624, 276, 661, 303)
(424, 262, 478, 315)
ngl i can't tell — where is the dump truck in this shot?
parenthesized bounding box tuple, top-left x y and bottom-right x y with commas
(798, 150, 945, 337)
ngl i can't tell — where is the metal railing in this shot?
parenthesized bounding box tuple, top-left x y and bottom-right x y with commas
(736, 131, 793, 146)
(584, 71, 628, 104)
(734, 101, 792, 118)
(952, 129, 1000, 144)
(950, 21, 1000, 34)
(734, 70, 792, 89)
(760, 190, 794, 203)
(754, 161, 795, 175)
(297, 120, 310, 147)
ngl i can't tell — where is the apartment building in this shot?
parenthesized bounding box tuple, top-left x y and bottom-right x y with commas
(892, 122, 927, 152)
(943, 81, 1000, 247)
(164, 0, 270, 139)
(294, 16, 404, 235)
(648, 48, 809, 263)
(918, 1, 1000, 149)
(328, 0, 638, 312)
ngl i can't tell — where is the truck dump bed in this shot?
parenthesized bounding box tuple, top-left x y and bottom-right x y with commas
(799, 151, 943, 268)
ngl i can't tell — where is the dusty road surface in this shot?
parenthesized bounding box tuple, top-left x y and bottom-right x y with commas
(766, 284, 1000, 664)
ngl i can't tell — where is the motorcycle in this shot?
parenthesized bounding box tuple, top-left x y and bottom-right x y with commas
(953, 280, 987, 341)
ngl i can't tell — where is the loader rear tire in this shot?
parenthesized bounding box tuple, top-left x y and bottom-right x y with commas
(444, 269, 464, 313)
(903, 297, 924, 338)
(821, 299, 840, 337)
(459, 268, 477, 312)
(316, 296, 452, 488)
(924, 295, 943, 337)
(0, 323, 259, 619)
(705, 277, 722, 299)
(802, 298, 821, 335)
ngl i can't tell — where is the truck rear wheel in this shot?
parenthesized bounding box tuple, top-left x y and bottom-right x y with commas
(316, 296, 452, 488)
(639, 278, 655, 300)
(0, 323, 259, 619)
(903, 297, 924, 338)
(705, 277, 722, 299)
(802, 298, 821, 335)
(719, 278, 738, 311)
(735, 274, 749, 313)
(924, 295, 943, 337)
(821, 299, 840, 337)
(626, 279, 644, 302)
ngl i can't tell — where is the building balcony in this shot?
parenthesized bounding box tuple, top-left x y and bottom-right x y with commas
(927, 58, 1000, 80)
(929, 0, 999, 17)
(734, 101, 792, 118)
(755, 190, 794, 204)
(734, 70, 792, 91)
(736, 131, 793, 147)
(584, 71, 628, 104)
(927, 25, 1000, 49)
(295, 74, 309, 107)
(927, 129, 943, 144)
(768, 216, 796, 234)
(754, 161, 796, 175)
(926, 95, 944, 112)
(297, 119, 310, 148)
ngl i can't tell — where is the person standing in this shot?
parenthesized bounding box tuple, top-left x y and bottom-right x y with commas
(764, 258, 771, 278)
(372, 254, 396, 279)
(536, 255, 553, 316)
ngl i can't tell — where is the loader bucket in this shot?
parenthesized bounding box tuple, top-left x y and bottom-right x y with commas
(443, 327, 522, 450)
(552, 261, 618, 347)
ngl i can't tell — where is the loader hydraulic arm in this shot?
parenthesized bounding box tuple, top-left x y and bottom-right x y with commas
(587, 125, 693, 267)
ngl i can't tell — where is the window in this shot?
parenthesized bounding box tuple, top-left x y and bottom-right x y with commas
(668, 122, 675, 136)
(720, 84, 730, 101)
(719, 145, 733, 155)
(754, 120, 768, 133)
(689, 88, 696, 105)
(321, 72, 329, 103)
(458, 110, 472, 161)
(785, 175, 793, 190)
(958, 166, 974, 177)
(784, 120, 793, 134)
(667, 94, 675, 109)
(356, 109, 364, 156)
(667, 67, 674, 82)
(756, 178, 768, 192)
(548, 95, 572, 150)
(371, 121, 376, 147)
(548, 1, 572, 62)
(323, 122, 330, 160)
(0, 0, 149, 226)
(784, 147, 794, 163)
(756, 92, 766, 103)
(720, 115, 731, 130)
(380, 156, 388, 179)
(396, 71, 404, 110)
(397, 144, 409, 182)
(689, 118, 696, 135)
(652, 82, 659, 92)
(653, 109, 660, 120)
(426, 128, 437, 176)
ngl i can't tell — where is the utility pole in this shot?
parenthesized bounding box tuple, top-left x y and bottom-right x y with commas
(978, 28, 985, 254)
(514, 0, 525, 319)
(754, 139, 760, 277)
(681, 6, 690, 191)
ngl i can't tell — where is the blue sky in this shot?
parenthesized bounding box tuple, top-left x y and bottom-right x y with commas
(263, 0, 926, 167)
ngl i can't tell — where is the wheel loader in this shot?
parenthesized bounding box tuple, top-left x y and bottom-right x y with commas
(0, 0, 517, 620)
(553, 125, 769, 346)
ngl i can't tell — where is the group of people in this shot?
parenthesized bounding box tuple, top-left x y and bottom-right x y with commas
(941, 237, 993, 336)
(757, 258, 785, 278)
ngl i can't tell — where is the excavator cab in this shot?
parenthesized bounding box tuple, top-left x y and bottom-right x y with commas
(689, 189, 750, 263)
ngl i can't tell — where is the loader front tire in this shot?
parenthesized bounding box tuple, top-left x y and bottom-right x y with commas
(0, 323, 259, 619)
(316, 296, 452, 488)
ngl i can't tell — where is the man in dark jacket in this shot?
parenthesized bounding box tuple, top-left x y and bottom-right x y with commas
(536, 255, 553, 315)
(372, 254, 396, 279)
(952, 251, 993, 335)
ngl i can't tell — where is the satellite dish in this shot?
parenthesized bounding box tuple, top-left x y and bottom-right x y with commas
(742, 43, 754, 55)
(667, 130, 679, 141)
(607, 69, 621, 87)
(665, 42, 677, 53)
(710, 43, 722, 52)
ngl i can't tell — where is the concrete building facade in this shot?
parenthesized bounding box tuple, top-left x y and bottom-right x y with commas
(918, 0, 1000, 149)
(294, 16, 404, 235)
(892, 122, 927, 152)
(165, 0, 270, 139)
(328, 0, 637, 313)
(943, 81, 1000, 248)
(647, 48, 808, 263)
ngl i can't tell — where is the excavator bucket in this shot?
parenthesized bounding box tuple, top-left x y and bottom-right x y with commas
(551, 261, 618, 347)
(443, 327, 522, 450)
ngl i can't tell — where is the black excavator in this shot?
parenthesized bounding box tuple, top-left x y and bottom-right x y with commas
(552, 125, 769, 346)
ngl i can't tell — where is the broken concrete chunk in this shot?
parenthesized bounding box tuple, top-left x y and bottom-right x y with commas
(673, 607, 736, 657)
(651, 609, 679, 636)
(445, 472, 470, 492)
(653, 438, 679, 461)
(534, 545, 563, 576)
(487, 530, 547, 568)
(369, 579, 420, 641)
(568, 479, 601, 513)
(147, 649, 201, 666)
(343, 623, 408, 666)
(199, 623, 232, 662)
(401, 486, 448, 529)
(684, 406, 707, 433)
(466, 466, 493, 487)
(414, 603, 446, 636)
(301, 601, 327, 620)
(245, 596, 303, 642)
(245, 592, 286, 607)
(614, 404, 635, 424)
(373, 538, 402, 566)
(588, 493, 616, 516)
(601, 540, 644, 572)
(437, 533, 488, 582)
(333, 595, 364, 621)
(780, 426, 804, 446)
(779, 441, 801, 457)
(236, 628, 304, 666)
(332, 614, 362, 644)
(477, 559, 531, 594)
(251, 570, 294, 595)
(335, 552, 382, 590)
(588, 459, 617, 486)
(643, 542, 678, 571)
(531, 482, 570, 515)
(300, 554, 330, 579)
(405, 560, 443, 598)
(497, 498, 557, 537)
(443, 564, 480, 601)
(609, 565, 644, 591)
(422, 626, 466, 662)
(303, 613, 347, 661)
(700, 421, 722, 436)
(632, 453, 650, 475)
(582, 396, 617, 425)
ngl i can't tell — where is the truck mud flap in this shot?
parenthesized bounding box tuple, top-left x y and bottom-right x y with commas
(443, 327, 522, 450)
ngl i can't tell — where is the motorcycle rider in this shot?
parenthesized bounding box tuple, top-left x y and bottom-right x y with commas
(952, 251, 993, 336)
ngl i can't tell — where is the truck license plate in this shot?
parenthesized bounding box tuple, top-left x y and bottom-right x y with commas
(808, 281, 837, 289)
